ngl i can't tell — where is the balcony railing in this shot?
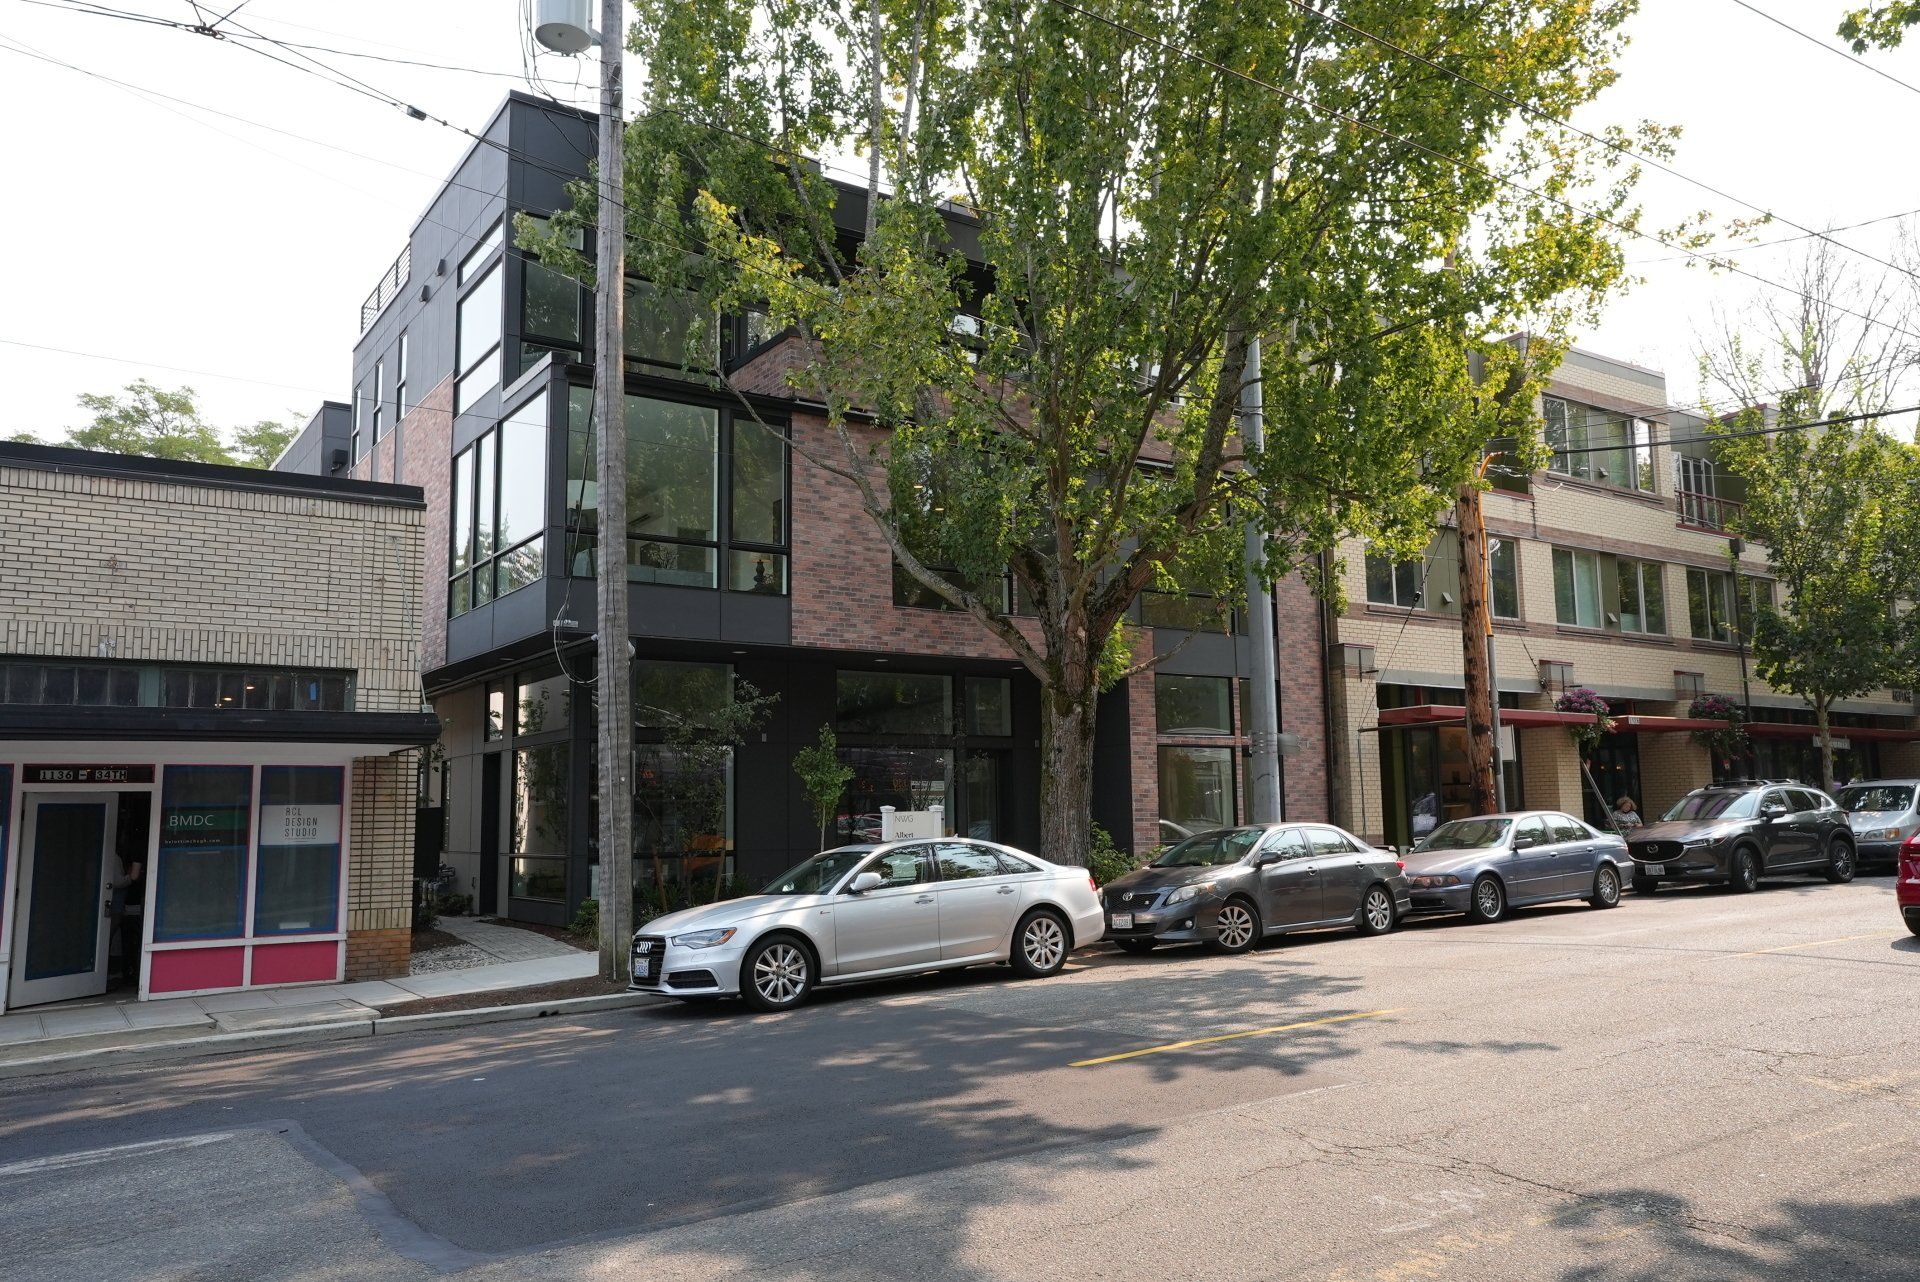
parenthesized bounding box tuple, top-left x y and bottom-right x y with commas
(1676, 488, 1742, 532)
(359, 243, 411, 333)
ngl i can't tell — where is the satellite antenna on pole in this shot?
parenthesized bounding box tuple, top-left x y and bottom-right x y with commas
(533, 0, 598, 52)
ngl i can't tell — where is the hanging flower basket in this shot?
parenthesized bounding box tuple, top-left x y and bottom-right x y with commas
(1688, 693, 1748, 762)
(1555, 687, 1615, 756)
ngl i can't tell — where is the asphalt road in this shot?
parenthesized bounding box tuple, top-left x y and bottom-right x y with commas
(2, 873, 1916, 1281)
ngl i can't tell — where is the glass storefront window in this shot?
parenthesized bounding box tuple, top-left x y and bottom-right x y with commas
(511, 744, 570, 858)
(485, 684, 506, 740)
(1158, 746, 1235, 838)
(835, 746, 953, 842)
(836, 671, 953, 736)
(1156, 674, 1231, 735)
(634, 660, 731, 730)
(154, 765, 253, 942)
(254, 767, 344, 935)
(509, 856, 567, 902)
(964, 678, 1013, 737)
(516, 673, 570, 737)
(634, 745, 733, 871)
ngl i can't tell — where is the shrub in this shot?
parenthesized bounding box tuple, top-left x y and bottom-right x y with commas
(570, 897, 600, 942)
(1555, 687, 1615, 756)
(1087, 823, 1136, 886)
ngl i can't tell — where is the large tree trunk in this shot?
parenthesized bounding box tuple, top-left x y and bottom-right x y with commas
(1814, 696, 1836, 793)
(1038, 686, 1098, 868)
(1456, 484, 1498, 816)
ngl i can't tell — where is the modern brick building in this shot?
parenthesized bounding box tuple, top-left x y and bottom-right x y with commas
(278, 92, 1331, 927)
(1326, 345, 1920, 846)
(0, 442, 437, 1012)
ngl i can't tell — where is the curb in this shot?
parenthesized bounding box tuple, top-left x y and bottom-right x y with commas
(0, 994, 661, 1083)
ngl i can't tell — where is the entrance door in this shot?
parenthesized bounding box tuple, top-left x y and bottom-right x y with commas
(10, 794, 119, 1008)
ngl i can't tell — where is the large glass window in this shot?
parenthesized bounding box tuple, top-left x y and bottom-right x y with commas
(0, 663, 344, 711)
(1489, 538, 1520, 619)
(515, 672, 570, 737)
(510, 744, 570, 904)
(456, 262, 503, 414)
(254, 767, 343, 935)
(372, 358, 385, 442)
(836, 671, 952, 735)
(1158, 745, 1235, 836)
(1617, 559, 1667, 634)
(964, 678, 1013, 737)
(524, 261, 581, 345)
(834, 747, 952, 842)
(1155, 674, 1232, 736)
(1366, 530, 1460, 614)
(634, 660, 731, 730)
(729, 421, 787, 594)
(460, 221, 503, 283)
(154, 765, 253, 942)
(634, 744, 734, 872)
(394, 331, 409, 420)
(1688, 567, 1736, 643)
(625, 277, 716, 368)
(1553, 548, 1604, 628)
(1545, 397, 1653, 493)
(448, 398, 548, 616)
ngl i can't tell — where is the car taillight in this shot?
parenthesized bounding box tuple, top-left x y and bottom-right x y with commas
(1088, 874, 1098, 894)
(1396, 860, 1406, 872)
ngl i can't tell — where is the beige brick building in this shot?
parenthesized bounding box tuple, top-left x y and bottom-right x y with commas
(1326, 346, 1920, 845)
(0, 442, 438, 1013)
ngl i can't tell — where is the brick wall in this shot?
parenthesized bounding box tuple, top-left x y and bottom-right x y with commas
(1519, 722, 1584, 816)
(0, 462, 424, 713)
(1125, 668, 1158, 854)
(346, 750, 416, 979)
(1329, 673, 1383, 841)
(1274, 572, 1329, 821)
(402, 376, 456, 673)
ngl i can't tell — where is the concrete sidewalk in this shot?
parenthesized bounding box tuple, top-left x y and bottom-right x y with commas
(0, 947, 604, 1070)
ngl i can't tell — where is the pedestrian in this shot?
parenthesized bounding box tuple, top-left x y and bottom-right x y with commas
(108, 844, 146, 988)
(1611, 795, 1643, 832)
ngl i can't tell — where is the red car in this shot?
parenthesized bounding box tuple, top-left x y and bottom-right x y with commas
(1900, 833, 1920, 936)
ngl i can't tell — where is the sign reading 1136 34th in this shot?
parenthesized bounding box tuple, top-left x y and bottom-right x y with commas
(259, 804, 342, 846)
(23, 764, 155, 785)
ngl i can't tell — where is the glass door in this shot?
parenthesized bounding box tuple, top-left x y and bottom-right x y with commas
(10, 794, 118, 1008)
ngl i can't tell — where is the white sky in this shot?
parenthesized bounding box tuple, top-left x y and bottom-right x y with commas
(3, 0, 1920, 441)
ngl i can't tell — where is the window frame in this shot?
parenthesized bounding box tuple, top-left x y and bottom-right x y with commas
(1615, 558, 1667, 635)
(448, 390, 549, 618)
(455, 259, 505, 415)
(1552, 548, 1605, 629)
(1544, 396, 1655, 494)
(1489, 538, 1520, 620)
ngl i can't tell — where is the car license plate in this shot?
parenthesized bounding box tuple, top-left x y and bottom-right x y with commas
(1111, 912, 1133, 930)
(1643, 863, 1665, 876)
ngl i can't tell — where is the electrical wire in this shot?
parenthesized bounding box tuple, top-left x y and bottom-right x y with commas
(0, 335, 331, 394)
(1280, 0, 1920, 289)
(1727, 0, 1920, 101)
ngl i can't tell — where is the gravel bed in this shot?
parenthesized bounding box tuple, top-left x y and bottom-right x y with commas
(409, 942, 494, 975)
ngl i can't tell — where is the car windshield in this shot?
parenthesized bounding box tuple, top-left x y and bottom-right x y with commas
(1837, 784, 1914, 813)
(1662, 791, 1758, 821)
(762, 847, 873, 894)
(1414, 818, 1512, 852)
(1153, 829, 1264, 867)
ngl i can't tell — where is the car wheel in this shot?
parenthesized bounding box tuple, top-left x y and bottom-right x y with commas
(1590, 865, 1622, 909)
(1631, 875, 1658, 896)
(740, 935, 814, 1012)
(1207, 898, 1262, 954)
(1727, 848, 1760, 894)
(1357, 884, 1397, 936)
(1824, 836, 1857, 884)
(1466, 875, 1506, 924)
(1011, 909, 1070, 978)
(1114, 938, 1157, 955)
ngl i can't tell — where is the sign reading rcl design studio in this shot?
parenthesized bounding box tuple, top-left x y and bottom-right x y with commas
(23, 764, 155, 785)
(260, 803, 341, 846)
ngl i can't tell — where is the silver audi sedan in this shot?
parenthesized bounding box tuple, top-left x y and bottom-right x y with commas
(629, 838, 1106, 1011)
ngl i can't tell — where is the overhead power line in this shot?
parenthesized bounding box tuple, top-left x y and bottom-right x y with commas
(1034, 0, 1920, 354)
(0, 336, 331, 395)
(1280, 0, 1920, 289)
(1727, 0, 1920, 101)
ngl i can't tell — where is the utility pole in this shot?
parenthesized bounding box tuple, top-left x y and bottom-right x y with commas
(1456, 473, 1499, 816)
(1729, 537, 1755, 779)
(591, 0, 631, 982)
(1241, 335, 1283, 823)
(1486, 538, 1506, 812)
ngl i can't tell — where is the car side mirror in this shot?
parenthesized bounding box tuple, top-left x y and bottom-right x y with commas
(1253, 851, 1281, 868)
(1760, 804, 1787, 822)
(1512, 835, 1536, 850)
(845, 871, 885, 895)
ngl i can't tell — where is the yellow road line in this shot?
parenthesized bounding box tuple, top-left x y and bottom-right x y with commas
(1729, 932, 1890, 959)
(1071, 1009, 1403, 1067)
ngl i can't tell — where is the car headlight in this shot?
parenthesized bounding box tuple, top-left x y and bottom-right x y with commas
(1865, 827, 1902, 841)
(1682, 837, 1716, 849)
(1165, 882, 1213, 905)
(669, 928, 738, 950)
(1409, 874, 1462, 889)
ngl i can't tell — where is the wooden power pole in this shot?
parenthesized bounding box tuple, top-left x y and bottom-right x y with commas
(592, 0, 631, 982)
(1457, 472, 1499, 817)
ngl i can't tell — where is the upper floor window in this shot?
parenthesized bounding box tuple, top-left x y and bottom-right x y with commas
(835, 671, 952, 736)
(626, 277, 717, 371)
(1544, 397, 1654, 493)
(1156, 674, 1232, 736)
(1553, 548, 1667, 634)
(1553, 548, 1604, 628)
(518, 215, 585, 378)
(372, 357, 385, 442)
(564, 389, 787, 595)
(1489, 538, 1520, 619)
(0, 660, 351, 711)
(456, 261, 504, 415)
(449, 396, 548, 617)
(1365, 529, 1461, 615)
(395, 331, 409, 422)
(1616, 558, 1666, 634)
(460, 221, 503, 284)
(1687, 568, 1769, 644)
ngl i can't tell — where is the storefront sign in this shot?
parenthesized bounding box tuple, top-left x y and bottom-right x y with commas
(23, 764, 155, 785)
(161, 805, 251, 847)
(259, 804, 341, 846)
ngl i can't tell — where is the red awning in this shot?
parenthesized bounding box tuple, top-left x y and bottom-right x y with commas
(1375, 704, 1920, 742)
(1747, 721, 1920, 742)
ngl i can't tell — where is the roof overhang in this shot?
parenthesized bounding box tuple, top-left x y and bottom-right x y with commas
(0, 707, 441, 753)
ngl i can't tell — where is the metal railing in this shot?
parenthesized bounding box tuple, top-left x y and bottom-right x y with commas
(359, 243, 411, 332)
(1676, 487, 1742, 532)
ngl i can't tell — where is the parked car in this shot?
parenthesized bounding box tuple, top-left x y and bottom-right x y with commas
(1100, 823, 1411, 955)
(628, 838, 1105, 1012)
(1833, 780, 1920, 868)
(1402, 812, 1626, 923)
(1898, 832, 1920, 936)
(1626, 781, 1856, 893)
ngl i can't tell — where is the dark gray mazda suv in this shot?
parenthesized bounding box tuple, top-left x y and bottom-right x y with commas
(1101, 824, 1411, 955)
(1627, 781, 1856, 894)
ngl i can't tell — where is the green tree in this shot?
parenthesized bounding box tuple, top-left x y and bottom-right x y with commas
(1699, 241, 1920, 791)
(532, 0, 1652, 865)
(1839, 3, 1920, 49)
(793, 725, 856, 851)
(64, 381, 233, 464)
(231, 418, 299, 469)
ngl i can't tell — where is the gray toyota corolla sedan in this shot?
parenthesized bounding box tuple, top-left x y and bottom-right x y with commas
(1101, 823, 1412, 955)
(1403, 811, 1626, 923)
